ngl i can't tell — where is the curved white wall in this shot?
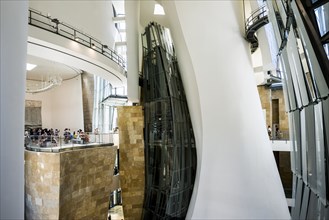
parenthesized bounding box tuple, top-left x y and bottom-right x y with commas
(162, 1, 290, 219)
(25, 76, 84, 133)
(0, 1, 28, 218)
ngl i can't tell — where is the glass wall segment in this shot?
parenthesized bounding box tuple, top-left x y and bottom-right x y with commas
(264, 0, 329, 218)
(93, 75, 116, 132)
(314, 3, 329, 37)
(141, 22, 197, 219)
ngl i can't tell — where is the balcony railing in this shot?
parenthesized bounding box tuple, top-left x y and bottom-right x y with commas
(24, 132, 115, 152)
(28, 8, 127, 75)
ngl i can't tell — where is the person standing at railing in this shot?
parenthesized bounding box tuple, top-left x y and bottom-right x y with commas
(267, 125, 272, 138)
(275, 125, 280, 140)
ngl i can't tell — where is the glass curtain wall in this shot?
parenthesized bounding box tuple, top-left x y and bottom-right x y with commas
(93, 75, 116, 133)
(265, 0, 329, 219)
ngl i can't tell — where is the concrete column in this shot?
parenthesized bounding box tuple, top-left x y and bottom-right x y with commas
(0, 1, 28, 218)
(162, 1, 290, 219)
(125, 0, 140, 103)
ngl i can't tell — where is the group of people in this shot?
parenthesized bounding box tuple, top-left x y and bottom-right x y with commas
(267, 125, 280, 139)
(24, 127, 89, 147)
(64, 128, 89, 144)
(25, 127, 60, 147)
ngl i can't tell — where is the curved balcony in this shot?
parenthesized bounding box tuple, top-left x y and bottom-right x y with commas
(245, 5, 269, 53)
(28, 8, 126, 73)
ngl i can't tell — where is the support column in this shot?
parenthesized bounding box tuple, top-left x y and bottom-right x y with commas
(125, 0, 140, 103)
(0, 1, 28, 218)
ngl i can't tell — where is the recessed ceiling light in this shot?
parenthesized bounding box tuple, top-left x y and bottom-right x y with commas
(26, 63, 37, 71)
(154, 4, 165, 15)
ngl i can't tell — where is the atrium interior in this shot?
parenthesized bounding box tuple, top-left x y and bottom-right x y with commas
(1, 0, 329, 219)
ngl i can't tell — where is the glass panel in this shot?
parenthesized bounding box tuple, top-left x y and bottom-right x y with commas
(293, 28, 318, 102)
(322, 98, 329, 201)
(290, 114, 297, 173)
(304, 105, 317, 193)
(314, 3, 329, 37)
(281, 51, 298, 111)
(320, 202, 329, 220)
(306, 192, 320, 219)
(314, 102, 327, 205)
(291, 1, 329, 98)
(300, 109, 308, 182)
(293, 111, 302, 176)
(272, 0, 286, 41)
(324, 43, 329, 59)
(286, 28, 310, 107)
(291, 178, 304, 219)
(300, 186, 310, 219)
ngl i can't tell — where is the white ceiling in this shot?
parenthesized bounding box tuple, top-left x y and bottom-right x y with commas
(26, 0, 168, 84)
(26, 55, 82, 81)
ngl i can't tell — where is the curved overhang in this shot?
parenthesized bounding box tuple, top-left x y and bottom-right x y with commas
(28, 25, 127, 88)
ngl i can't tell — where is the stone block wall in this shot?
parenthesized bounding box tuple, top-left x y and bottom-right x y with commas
(59, 147, 116, 219)
(257, 86, 289, 136)
(25, 146, 116, 220)
(271, 89, 289, 131)
(117, 106, 144, 220)
(25, 152, 60, 219)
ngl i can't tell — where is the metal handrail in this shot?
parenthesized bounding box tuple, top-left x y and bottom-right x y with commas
(245, 5, 268, 32)
(24, 132, 115, 152)
(28, 8, 127, 75)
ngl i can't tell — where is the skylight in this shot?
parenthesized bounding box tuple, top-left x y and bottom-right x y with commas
(154, 4, 165, 15)
(26, 63, 37, 71)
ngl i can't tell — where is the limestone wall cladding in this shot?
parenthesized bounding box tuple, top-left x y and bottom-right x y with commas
(59, 147, 117, 219)
(257, 86, 289, 134)
(25, 146, 116, 220)
(117, 106, 144, 220)
(258, 86, 272, 126)
(271, 89, 289, 131)
(25, 151, 60, 219)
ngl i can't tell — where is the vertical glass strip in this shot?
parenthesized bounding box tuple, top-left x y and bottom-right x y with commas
(291, 1, 329, 98)
(300, 109, 308, 183)
(293, 110, 302, 176)
(290, 114, 297, 173)
(281, 51, 298, 111)
(291, 178, 304, 219)
(305, 105, 318, 193)
(286, 28, 309, 107)
(314, 102, 327, 205)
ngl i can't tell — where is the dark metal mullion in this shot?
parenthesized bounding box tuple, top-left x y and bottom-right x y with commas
(322, 31, 329, 44)
(295, 0, 329, 85)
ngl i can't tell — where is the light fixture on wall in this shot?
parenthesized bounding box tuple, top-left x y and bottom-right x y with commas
(26, 75, 63, 94)
(91, 43, 96, 49)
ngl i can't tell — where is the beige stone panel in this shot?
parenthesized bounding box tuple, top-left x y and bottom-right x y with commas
(25, 150, 60, 219)
(59, 146, 116, 220)
(117, 106, 145, 220)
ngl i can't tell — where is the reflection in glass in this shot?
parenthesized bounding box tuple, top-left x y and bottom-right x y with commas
(324, 43, 329, 59)
(142, 22, 196, 219)
(314, 3, 329, 37)
(314, 102, 327, 205)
